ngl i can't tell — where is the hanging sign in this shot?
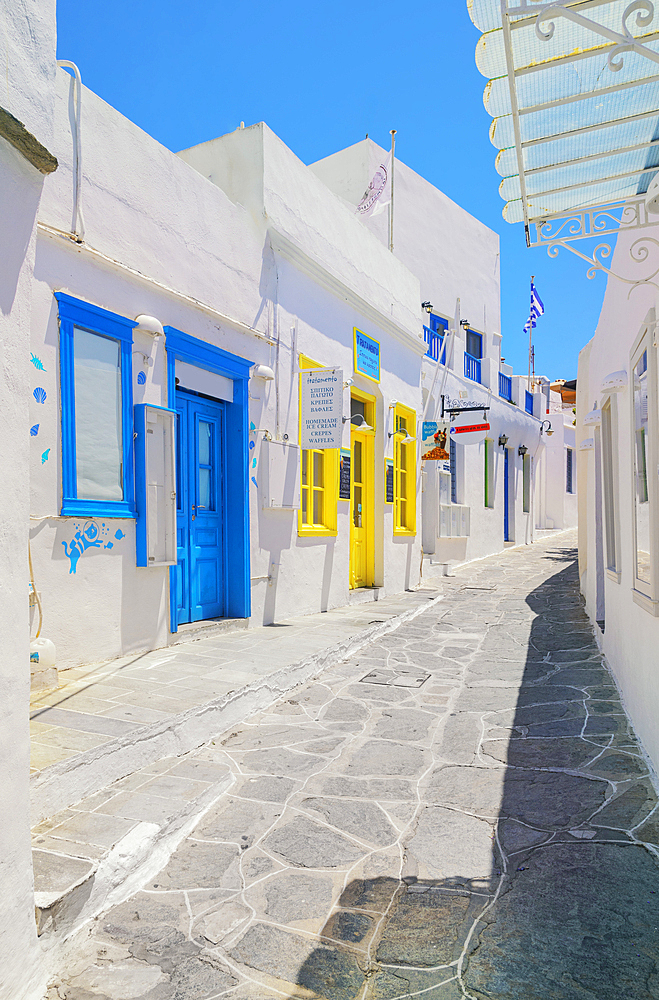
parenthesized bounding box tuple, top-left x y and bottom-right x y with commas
(353, 329, 380, 382)
(300, 368, 343, 449)
(448, 409, 490, 447)
(421, 421, 450, 461)
(339, 448, 351, 499)
(384, 459, 394, 503)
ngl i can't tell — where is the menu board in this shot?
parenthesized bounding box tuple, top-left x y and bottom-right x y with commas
(339, 449, 351, 500)
(385, 459, 394, 504)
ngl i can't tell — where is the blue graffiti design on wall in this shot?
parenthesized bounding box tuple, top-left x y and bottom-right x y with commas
(41, 448, 50, 464)
(30, 424, 39, 437)
(30, 354, 46, 371)
(62, 520, 125, 573)
(33, 387, 47, 404)
(251, 476, 258, 488)
(137, 370, 147, 385)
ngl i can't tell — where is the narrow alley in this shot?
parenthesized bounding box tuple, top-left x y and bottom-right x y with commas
(47, 532, 659, 1000)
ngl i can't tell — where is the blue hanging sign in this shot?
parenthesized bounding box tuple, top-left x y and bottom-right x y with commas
(353, 328, 380, 382)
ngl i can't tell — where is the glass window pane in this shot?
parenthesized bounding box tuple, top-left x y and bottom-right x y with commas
(302, 450, 308, 486)
(199, 468, 211, 510)
(199, 420, 211, 466)
(74, 327, 123, 501)
(313, 489, 323, 525)
(301, 487, 308, 522)
(634, 350, 651, 584)
(313, 451, 323, 488)
(353, 440, 362, 483)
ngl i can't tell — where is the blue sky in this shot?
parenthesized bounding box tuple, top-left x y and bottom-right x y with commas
(55, 0, 608, 379)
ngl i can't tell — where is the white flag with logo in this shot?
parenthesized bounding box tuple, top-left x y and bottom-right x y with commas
(356, 151, 392, 218)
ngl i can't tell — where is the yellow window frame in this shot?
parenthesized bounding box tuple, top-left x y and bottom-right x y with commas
(393, 402, 416, 536)
(298, 353, 338, 536)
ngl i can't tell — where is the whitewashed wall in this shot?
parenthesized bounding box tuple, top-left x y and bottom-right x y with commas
(30, 102, 425, 670)
(181, 125, 425, 623)
(309, 139, 501, 351)
(0, 1, 57, 995)
(577, 224, 659, 775)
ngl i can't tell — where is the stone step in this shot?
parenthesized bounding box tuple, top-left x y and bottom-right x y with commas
(32, 751, 234, 939)
(30, 588, 442, 827)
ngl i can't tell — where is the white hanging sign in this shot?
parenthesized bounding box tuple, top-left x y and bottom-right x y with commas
(448, 409, 490, 447)
(300, 368, 343, 449)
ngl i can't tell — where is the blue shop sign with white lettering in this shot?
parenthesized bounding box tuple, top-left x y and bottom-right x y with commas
(353, 328, 380, 382)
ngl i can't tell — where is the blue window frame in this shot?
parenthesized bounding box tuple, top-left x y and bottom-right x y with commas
(525, 390, 534, 415)
(56, 293, 137, 518)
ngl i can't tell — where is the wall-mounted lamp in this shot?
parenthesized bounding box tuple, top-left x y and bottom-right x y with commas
(388, 428, 415, 444)
(540, 419, 554, 436)
(421, 301, 434, 314)
(132, 351, 154, 368)
(252, 364, 275, 381)
(343, 377, 354, 388)
(518, 444, 528, 457)
(498, 434, 508, 448)
(344, 413, 374, 431)
(134, 314, 164, 337)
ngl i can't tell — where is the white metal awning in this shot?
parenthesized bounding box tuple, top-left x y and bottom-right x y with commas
(469, 0, 659, 246)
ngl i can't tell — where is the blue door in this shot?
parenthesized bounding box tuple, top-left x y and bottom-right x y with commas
(503, 448, 510, 542)
(174, 389, 226, 624)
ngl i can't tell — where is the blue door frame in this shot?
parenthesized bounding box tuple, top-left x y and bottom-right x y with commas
(503, 448, 510, 542)
(165, 327, 253, 631)
(175, 390, 227, 624)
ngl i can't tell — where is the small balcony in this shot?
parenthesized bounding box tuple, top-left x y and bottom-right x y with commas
(464, 352, 481, 383)
(423, 325, 445, 363)
(499, 372, 512, 401)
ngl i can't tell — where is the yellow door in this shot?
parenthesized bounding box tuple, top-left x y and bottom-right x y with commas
(349, 394, 375, 588)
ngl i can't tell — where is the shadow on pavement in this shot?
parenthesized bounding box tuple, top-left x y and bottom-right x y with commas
(278, 548, 659, 1000)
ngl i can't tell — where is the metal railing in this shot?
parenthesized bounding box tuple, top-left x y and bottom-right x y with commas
(464, 352, 481, 383)
(499, 372, 512, 401)
(423, 325, 445, 362)
(525, 390, 534, 415)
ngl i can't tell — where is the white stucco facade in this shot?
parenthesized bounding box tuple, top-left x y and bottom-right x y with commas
(577, 226, 659, 775)
(0, 2, 58, 996)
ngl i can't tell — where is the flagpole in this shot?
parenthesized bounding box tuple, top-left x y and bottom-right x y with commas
(527, 274, 534, 392)
(389, 129, 396, 253)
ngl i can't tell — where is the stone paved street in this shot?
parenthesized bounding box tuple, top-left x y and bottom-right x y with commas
(49, 532, 659, 1000)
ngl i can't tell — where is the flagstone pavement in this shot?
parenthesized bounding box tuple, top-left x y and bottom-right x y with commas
(48, 531, 659, 1000)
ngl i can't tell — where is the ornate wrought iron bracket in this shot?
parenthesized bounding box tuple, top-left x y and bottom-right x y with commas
(546, 236, 659, 295)
(535, 0, 659, 73)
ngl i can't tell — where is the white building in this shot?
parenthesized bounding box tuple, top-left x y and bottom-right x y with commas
(577, 224, 659, 775)
(312, 140, 567, 571)
(0, 1, 58, 994)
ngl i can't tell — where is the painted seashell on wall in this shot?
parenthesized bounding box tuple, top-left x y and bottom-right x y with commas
(33, 387, 47, 404)
(30, 354, 46, 372)
(30, 424, 39, 436)
(137, 370, 147, 385)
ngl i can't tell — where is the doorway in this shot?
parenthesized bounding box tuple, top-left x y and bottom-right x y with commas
(349, 390, 375, 589)
(503, 447, 511, 542)
(174, 387, 227, 624)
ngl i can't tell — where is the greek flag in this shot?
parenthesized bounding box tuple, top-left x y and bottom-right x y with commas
(523, 281, 544, 334)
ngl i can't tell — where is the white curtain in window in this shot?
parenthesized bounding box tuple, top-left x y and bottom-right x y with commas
(74, 327, 123, 501)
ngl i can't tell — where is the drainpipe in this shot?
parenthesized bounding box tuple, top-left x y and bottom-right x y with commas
(56, 60, 85, 241)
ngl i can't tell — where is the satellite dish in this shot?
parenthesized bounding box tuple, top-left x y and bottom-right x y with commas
(646, 174, 659, 214)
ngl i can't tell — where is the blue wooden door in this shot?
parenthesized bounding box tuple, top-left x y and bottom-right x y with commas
(175, 389, 226, 624)
(503, 448, 510, 542)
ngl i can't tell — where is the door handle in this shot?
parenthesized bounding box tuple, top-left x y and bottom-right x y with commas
(191, 504, 206, 521)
